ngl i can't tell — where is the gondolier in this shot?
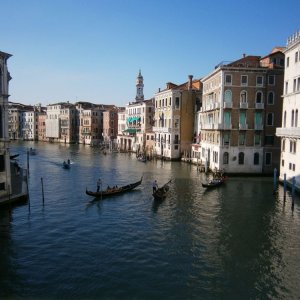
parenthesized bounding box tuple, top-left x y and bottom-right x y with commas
(152, 180, 158, 193)
(97, 178, 102, 192)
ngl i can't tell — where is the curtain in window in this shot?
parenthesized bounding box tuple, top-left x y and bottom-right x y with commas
(224, 90, 232, 103)
(224, 112, 231, 126)
(255, 112, 262, 126)
(239, 112, 246, 125)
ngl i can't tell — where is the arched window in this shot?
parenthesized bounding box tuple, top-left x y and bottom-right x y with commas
(224, 90, 232, 103)
(267, 92, 274, 105)
(256, 91, 263, 103)
(238, 152, 244, 165)
(223, 152, 229, 164)
(240, 90, 247, 103)
(284, 111, 287, 127)
(254, 152, 259, 165)
(291, 110, 295, 127)
(296, 109, 298, 127)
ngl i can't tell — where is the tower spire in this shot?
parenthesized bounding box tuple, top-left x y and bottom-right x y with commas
(135, 69, 144, 102)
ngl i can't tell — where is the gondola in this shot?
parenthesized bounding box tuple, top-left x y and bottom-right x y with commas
(63, 161, 71, 169)
(86, 176, 143, 198)
(153, 180, 171, 201)
(202, 177, 225, 188)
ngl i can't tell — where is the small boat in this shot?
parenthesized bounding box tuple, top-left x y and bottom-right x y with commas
(202, 177, 226, 188)
(10, 154, 20, 160)
(29, 148, 37, 155)
(137, 155, 146, 162)
(63, 161, 71, 169)
(153, 180, 171, 200)
(86, 176, 143, 198)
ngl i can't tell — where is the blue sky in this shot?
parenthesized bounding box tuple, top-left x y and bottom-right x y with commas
(2, 0, 300, 107)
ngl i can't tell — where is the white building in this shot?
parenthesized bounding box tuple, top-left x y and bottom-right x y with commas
(21, 110, 39, 140)
(46, 102, 76, 143)
(276, 30, 300, 191)
(0, 51, 12, 198)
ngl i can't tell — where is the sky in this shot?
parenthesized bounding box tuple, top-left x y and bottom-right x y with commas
(2, 0, 300, 107)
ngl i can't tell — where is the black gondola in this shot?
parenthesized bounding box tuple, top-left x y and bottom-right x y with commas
(86, 176, 143, 198)
(202, 177, 226, 188)
(153, 180, 171, 201)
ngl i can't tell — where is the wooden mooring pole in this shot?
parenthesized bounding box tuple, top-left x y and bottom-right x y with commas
(41, 177, 45, 205)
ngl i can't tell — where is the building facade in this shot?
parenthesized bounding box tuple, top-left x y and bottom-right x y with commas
(200, 50, 284, 174)
(276, 30, 300, 190)
(153, 75, 202, 160)
(0, 51, 12, 198)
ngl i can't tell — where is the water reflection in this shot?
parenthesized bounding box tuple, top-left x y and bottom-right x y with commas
(0, 141, 299, 299)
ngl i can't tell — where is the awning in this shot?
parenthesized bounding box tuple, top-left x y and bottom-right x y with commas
(123, 128, 140, 134)
(127, 116, 141, 123)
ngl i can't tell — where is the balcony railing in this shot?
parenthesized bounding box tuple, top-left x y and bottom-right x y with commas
(255, 103, 264, 109)
(254, 124, 264, 130)
(239, 123, 248, 130)
(224, 102, 232, 109)
(276, 127, 300, 137)
(240, 102, 248, 109)
(153, 126, 172, 133)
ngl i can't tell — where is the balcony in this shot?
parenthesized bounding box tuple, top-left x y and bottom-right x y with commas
(254, 124, 264, 130)
(223, 123, 232, 130)
(153, 126, 172, 133)
(239, 123, 248, 130)
(276, 127, 300, 137)
(224, 102, 232, 109)
(240, 102, 248, 109)
(255, 103, 264, 109)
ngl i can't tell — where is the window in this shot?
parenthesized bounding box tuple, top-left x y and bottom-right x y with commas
(224, 90, 232, 103)
(0, 182, 5, 191)
(291, 110, 295, 127)
(284, 111, 287, 127)
(282, 139, 285, 151)
(225, 74, 232, 85)
(254, 133, 261, 145)
(298, 78, 300, 91)
(265, 153, 272, 166)
(285, 81, 289, 94)
(287, 56, 290, 67)
(294, 79, 297, 92)
(268, 75, 275, 85)
(295, 51, 298, 63)
(238, 152, 244, 165)
(241, 75, 248, 86)
(239, 133, 245, 145)
(282, 159, 284, 167)
(267, 113, 274, 126)
(223, 133, 230, 146)
(175, 97, 180, 109)
(223, 152, 229, 164)
(256, 76, 263, 86)
(254, 153, 259, 165)
(240, 91, 247, 103)
(296, 110, 298, 127)
(0, 155, 5, 171)
(256, 91, 263, 103)
(265, 136, 274, 145)
(293, 164, 296, 171)
(239, 111, 246, 126)
(267, 92, 274, 105)
(224, 112, 231, 128)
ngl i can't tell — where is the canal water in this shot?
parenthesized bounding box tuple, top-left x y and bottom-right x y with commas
(1, 141, 300, 299)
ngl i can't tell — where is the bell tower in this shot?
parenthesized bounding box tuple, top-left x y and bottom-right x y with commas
(135, 69, 144, 102)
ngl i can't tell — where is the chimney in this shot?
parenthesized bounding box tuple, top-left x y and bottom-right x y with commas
(188, 75, 193, 90)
